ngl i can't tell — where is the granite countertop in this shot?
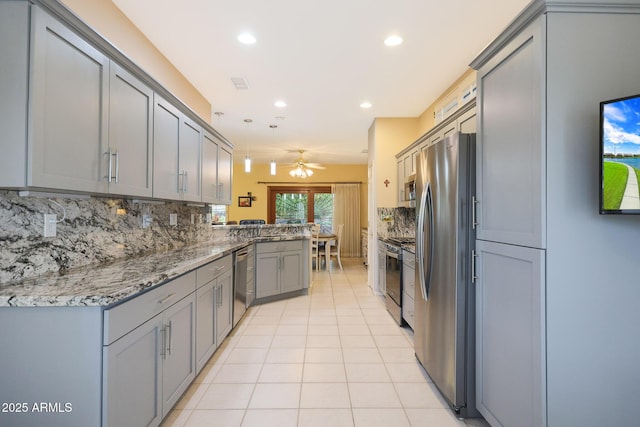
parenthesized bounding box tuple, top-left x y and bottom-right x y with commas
(402, 243, 416, 254)
(0, 235, 307, 308)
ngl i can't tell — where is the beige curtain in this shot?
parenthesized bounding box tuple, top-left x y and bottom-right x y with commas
(332, 184, 361, 257)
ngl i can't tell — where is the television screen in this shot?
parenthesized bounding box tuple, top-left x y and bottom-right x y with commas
(600, 93, 640, 214)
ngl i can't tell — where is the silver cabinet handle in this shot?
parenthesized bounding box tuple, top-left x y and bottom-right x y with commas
(184, 170, 188, 193)
(105, 150, 113, 182)
(179, 171, 185, 193)
(166, 320, 172, 356)
(160, 325, 166, 358)
(471, 249, 478, 284)
(472, 196, 479, 229)
(114, 150, 120, 183)
(157, 293, 176, 305)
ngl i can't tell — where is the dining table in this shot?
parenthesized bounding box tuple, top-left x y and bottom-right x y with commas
(317, 232, 337, 269)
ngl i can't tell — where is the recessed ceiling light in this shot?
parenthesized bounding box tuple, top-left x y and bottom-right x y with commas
(360, 101, 372, 109)
(238, 33, 256, 45)
(384, 35, 403, 47)
(274, 100, 287, 108)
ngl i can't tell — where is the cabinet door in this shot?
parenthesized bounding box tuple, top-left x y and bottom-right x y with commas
(103, 315, 162, 427)
(215, 269, 233, 344)
(217, 144, 233, 204)
(153, 96, 180, 200)
(281, 250, 303, 294)
(30, 7, 109, 193)
(108, 63, 153, 197)
(179, 117, 202, 202)
(475, 240, 546, 427)
(202, 132, 219, 203)
(256, 252, 280, 298)
(458, 108, 477, 134)
(397, 158, 404, 205)
(476, 17, 545, 248)
(161, 294, 196, 417)
(195, 281, 216, 374)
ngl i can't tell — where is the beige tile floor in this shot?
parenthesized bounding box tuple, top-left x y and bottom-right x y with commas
(161, 258, 489, 427)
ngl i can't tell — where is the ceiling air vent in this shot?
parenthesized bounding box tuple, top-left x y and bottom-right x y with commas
(231, 77, 249, 90)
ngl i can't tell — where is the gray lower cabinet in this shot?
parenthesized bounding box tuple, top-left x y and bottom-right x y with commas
(103, 313, 163, 427)
(102, 271, 197, 427)
(256, 240, 306, 299)
(401, 250, 415, 329)
(474, 239, 545, 427)
(195, 255, 233, 373)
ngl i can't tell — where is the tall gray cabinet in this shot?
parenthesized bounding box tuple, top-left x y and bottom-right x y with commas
(471, 1, 640, 426)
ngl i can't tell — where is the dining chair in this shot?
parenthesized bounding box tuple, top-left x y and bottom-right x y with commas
(310, 223, 321, 270)
(327, 224, 344, 270)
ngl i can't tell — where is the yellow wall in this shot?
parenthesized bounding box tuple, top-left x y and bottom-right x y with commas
(371, 118, 420, 207)
(60, 0, 211, 122)
(229, 163, 369, 227)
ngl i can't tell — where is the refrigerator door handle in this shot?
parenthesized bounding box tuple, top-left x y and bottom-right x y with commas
(424, 184, 434, 299)
(417, 182, 434, 301)
(417, 183, 426, 300)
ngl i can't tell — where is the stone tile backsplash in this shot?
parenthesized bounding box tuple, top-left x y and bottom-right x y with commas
(0, 191, 216, 282)
(377, 207, 416, 239)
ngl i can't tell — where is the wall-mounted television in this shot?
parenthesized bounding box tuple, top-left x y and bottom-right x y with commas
(600, 93, 640, 214)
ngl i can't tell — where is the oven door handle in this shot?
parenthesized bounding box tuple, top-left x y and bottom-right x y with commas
(385, 250, 400, 260)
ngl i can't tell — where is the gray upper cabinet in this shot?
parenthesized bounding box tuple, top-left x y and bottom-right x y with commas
(153, 96, 181, 200)
(179, 117, 202, 202)
(217, 144, 233, 205)
(108, 63, 153, 197)
(475, 16, 545, 249)
(203, 131, 234, 205)
(30, 6, 109, 193)
(152, 96, 202, 202)
(0, 1, 234, 201)
(458, 107, 477, 134)
(202, 132, 219, 203)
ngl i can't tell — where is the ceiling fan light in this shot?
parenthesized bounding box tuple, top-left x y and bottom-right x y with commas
(306, 168, 313, 176)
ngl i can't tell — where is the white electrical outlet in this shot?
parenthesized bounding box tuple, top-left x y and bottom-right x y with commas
(190, 214, 195, 225)
(169, 213, 178, 226)
(142, 214, 153, 229)
(43, 214, 57, 237)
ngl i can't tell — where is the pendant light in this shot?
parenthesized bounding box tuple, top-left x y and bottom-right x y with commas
(269, 124, 278, 176)
(243, 119, 252, 173)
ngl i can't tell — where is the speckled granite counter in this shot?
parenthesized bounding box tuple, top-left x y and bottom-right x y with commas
(0, 235, 308, 308)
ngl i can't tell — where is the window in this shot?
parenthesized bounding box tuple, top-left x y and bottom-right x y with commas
(267, 186, 333, 233)
(210, 204, 227, 223)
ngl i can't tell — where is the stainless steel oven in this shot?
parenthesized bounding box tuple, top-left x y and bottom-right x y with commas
(382, 237, 416, 325)
(384, 243, 403, 325)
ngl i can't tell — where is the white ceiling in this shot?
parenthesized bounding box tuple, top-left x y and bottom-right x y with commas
(112, 0, 529, 166)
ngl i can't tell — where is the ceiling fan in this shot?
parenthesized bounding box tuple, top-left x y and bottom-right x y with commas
(288, 150, 325, 178)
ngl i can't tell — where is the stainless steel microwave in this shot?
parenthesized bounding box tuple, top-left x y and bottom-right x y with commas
(404, 174, 416, 207)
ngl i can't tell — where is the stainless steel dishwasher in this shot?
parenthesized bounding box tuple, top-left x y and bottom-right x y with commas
(233, 245, 254, 327)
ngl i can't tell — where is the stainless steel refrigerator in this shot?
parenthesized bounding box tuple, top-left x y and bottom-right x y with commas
(414, 132, 479, 418)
